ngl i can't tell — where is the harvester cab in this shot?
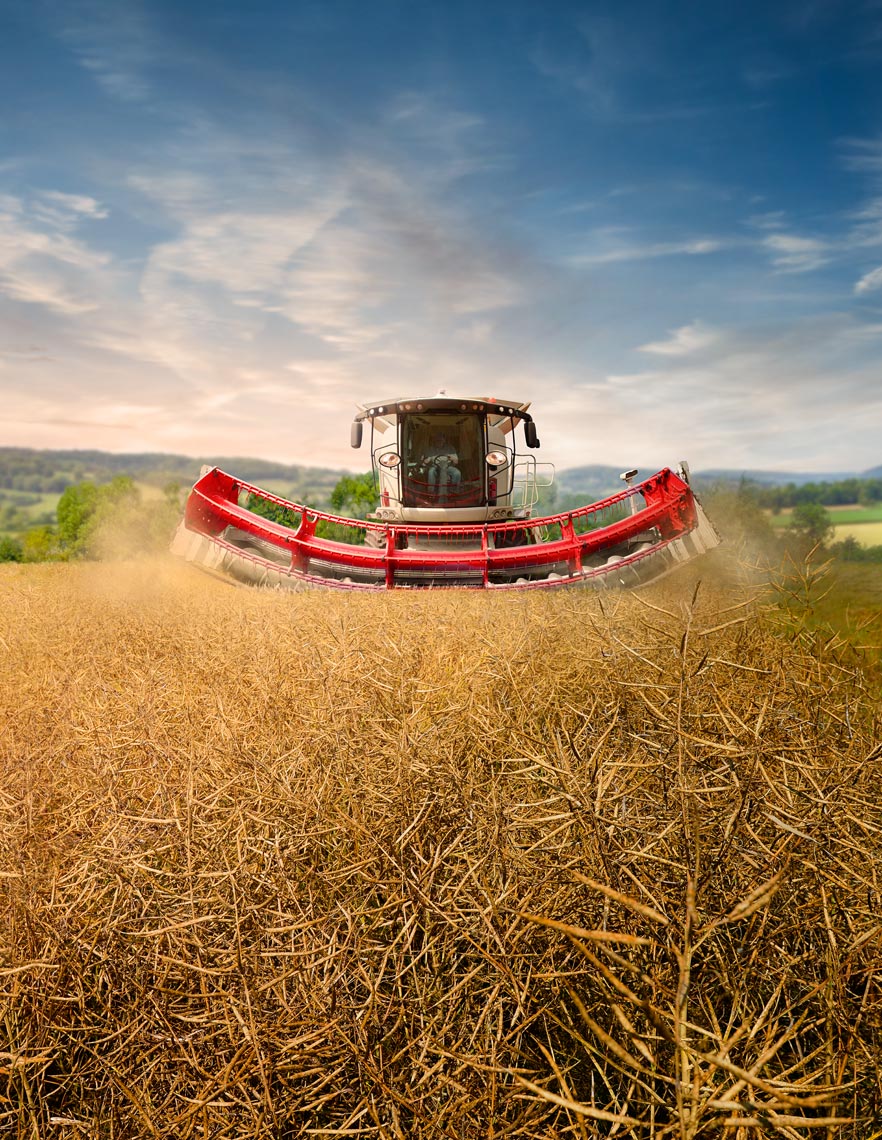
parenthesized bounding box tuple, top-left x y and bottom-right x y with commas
(350, 395, 552, 525)
(172, 392, 720, 590)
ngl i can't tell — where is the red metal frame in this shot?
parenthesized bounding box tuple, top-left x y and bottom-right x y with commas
(179, 466, 703, 590)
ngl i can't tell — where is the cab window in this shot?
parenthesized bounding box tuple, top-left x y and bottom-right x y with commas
(401, 414, 485, 507)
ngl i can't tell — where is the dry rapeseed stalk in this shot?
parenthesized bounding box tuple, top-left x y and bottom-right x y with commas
(0, 556, 879, 1138)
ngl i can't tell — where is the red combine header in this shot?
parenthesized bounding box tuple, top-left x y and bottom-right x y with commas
(172, 394, 719, 590)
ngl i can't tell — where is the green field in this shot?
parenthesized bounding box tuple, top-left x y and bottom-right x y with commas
(793, 560, 882, 652)
(770, 503, 882, 526)
(769, 501, 882, 547)
(0, 489, 58, 535)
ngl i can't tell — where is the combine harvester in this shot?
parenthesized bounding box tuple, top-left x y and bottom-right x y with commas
(172, 394, 719, 590)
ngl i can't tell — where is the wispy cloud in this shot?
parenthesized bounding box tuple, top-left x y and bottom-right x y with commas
(0, 194, 111, 314)
(385, 93, 498, 181)
(847, 196, 882, 249)
(639, 321, 718, 356)
(5, 3, 882, 471)
(598, 315, 882, 469)
(570, 236, 721, 267)
(747, 211, 789, 231)
(530, 12, 712, 124)
(762, 232, 829, 272)
(0, 272, 98, 315)
(121, 100, 529, 376)
(59, 0, 159, 102)
(742, 56, 795, 90)
(855, 265, 882, 294)
(841, 134, 882, 174)
(33, 191, 109, 226)
(0, 89, 539, 461)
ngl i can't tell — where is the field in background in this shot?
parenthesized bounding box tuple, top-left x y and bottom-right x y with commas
(833, 521, 882, 546)
(769, 502, 882, 546)
(0, 447, 347, 540)
(1, 557, 881, 1136)
(770, 504, 882, 524)
(0, 480, 333, 540)
(765, 502, 882, 551)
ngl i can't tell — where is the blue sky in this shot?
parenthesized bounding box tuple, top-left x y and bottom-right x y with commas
(1, 0, 882, 473)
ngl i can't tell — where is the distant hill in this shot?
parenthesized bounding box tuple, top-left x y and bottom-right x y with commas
(2, 446, 880, 526)
(557, 463, 882, 498)
(693, 468, 863, 487)
(0, 447, 352, 536)
(555, 465, 627, 498)
(0, 447, 347, 500)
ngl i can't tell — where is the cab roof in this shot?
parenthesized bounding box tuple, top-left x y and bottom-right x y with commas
(354, 395, 533, 425)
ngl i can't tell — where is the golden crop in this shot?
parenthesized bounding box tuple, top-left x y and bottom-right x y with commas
(1, 558, 880, 1137)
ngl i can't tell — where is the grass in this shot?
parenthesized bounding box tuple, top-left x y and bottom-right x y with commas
(774, 558, 882, 654)
(1, 555, 881, 1137)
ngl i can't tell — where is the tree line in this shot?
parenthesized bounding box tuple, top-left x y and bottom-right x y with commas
(748, 476, 882, 511)
(0, 472, 372, 563)
(0, 477, 182, 563)
(3, 471, 882, 567)
(703, 482, 882, 564)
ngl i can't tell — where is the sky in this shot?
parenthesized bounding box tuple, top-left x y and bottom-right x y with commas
(1, 0, 882, 475)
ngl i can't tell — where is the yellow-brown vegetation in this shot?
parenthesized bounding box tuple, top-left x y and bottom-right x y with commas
(1, 557, 880, 1138)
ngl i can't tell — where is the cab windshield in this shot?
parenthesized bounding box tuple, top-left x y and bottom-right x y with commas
(400, 413, 485, 507)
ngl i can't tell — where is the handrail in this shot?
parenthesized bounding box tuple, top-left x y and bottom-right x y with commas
(179, 465, 701, 590)
(188, 466, 692, 537)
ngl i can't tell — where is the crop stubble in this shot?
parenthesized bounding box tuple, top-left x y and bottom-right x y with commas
(0, 558, 880, 1138)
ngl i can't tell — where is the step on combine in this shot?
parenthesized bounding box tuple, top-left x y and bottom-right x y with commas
(172, 394, 719, 590)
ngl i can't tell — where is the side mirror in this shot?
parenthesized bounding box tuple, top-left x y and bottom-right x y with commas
(351, 421, 363, 449)
(524, 420, 539, 449)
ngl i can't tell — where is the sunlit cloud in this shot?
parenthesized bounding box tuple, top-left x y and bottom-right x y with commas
(602, 316, 882, 470)
(32, 191, 109, 228)
(0, 195, 113, 314)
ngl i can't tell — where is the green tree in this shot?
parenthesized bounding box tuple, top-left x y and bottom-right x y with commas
(330, 473, 379, 519)
(22, 526, 61, 562)
(84, 476, 179, 560)
(56, 482, 99, 554)
(0, 535, 23, 562)
(247, 495, 302, 530)
(317, 473, 379, 545)
(535, 479, 558, 515)
(57, 477, 140, 557)
(789, 503, 834, 550)
(52, 476, 179, 560)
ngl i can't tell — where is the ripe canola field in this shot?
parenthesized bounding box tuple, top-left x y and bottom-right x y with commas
(1, 558, 880, 1137)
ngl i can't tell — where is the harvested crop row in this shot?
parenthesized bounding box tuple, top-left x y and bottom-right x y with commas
(1, 557, 880, 1138)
